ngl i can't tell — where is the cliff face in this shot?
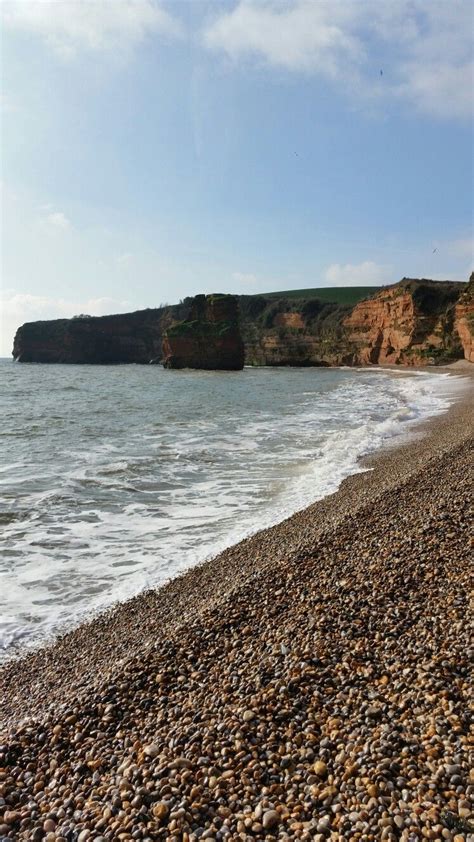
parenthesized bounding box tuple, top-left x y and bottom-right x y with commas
(240, 279, 466, 367)
(12, 278, 470, 367)
(239, 296, 356, 366)
(162, 294, 244, 371)
(454, 273, 474, 363)
(343, 280, 463, 365)
(12, 310, 167, 364)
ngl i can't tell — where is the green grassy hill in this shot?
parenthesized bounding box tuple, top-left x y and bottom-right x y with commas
(259, 286, 382, 306)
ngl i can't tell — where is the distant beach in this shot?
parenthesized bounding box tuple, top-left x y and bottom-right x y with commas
(1, 365, 472, 839)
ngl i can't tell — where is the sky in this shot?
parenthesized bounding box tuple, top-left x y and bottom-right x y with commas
(1, 0, 473, 356)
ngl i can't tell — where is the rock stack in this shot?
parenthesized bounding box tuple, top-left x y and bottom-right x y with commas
(162, 294, 245, 371)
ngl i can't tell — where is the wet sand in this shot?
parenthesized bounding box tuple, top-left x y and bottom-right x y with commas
(0, 366, 472, 840)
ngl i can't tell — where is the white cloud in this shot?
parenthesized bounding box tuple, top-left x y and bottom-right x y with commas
(204, 1, 363, 79)
(116, 252, 133, 267)
(203, 0, 473, 120)
(2, 0, 181, 59)
(323, 260, 392, 286)
(0, 291, 133, 357)
(232, 271, 258, 287)
(45, 211, 71, 230)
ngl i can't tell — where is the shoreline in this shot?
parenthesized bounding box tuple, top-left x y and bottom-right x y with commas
(0, 362, 467, 667)
(1, 364, 472, 731)
(0, 369, 472, 840)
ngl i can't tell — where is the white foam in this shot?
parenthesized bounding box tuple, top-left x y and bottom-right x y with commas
(0, 364, 469, 658)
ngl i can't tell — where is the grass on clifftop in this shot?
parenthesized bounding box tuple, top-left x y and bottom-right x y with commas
(166, 319, 235, 338)
(258, 287, 382, 306)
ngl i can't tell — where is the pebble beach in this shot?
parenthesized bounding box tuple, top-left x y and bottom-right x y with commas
(1, 370, 473, 842)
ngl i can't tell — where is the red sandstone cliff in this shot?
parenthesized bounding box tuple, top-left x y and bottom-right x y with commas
(343, 280, 463, 365)
(454, 273, 474, 363)
(162, 294, 244, 370)
(12, 279, 469, 367)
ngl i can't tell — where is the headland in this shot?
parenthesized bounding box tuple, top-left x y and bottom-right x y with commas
(12, 275, 474, 368)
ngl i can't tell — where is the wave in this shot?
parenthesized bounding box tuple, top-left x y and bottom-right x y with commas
(0, 364, 468, 658)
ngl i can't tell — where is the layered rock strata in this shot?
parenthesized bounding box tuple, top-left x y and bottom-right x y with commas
(454, 273, 474, 363)
(12, 309, 169, 365)
(12, 278, 471, 367)
(162, 294, 245, 370)
(343, 279, 463, 365)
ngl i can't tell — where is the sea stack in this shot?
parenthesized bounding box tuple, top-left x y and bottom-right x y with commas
(162, 293, 245, 370)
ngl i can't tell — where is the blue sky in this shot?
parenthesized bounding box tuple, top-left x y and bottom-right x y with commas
(1, 0, 473, 354)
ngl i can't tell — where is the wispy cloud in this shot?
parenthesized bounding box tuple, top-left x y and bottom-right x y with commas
(203, 0, 473, 120)
(323, 260, 393, 286)
(116, 252, 134, 268)
(232, 271, 258, 288)
(2, 0, 182, 59)
(45, 211, 71, 230)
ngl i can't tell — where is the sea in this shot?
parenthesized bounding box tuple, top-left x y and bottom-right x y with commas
(0, 360, 467, 661)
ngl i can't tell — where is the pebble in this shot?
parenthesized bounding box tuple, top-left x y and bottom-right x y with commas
(0, 415, 472, 841)
(262, 810, 280, 829)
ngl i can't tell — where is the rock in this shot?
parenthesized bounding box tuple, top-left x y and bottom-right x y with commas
(344, 278, 465, 365)
(162, 294, 244, 371)
(169, 756, 192, 769)
(43, 819, 56, 832)
(454, 273, 474, 362)
(12, 309, 168, 364)
(13, 278, 470, 367)
(152, 802, 169, 820)
(144, 743, 160, 757)
(0, 415, 472, 842)
(262, 809, 280, 830)
(3, 811, 20, 825)
(313, 760, 328, 777)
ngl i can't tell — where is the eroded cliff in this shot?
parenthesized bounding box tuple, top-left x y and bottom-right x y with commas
(12, 278, 470, 367)
(454, 273, 474, 363)
(240, 279, 466, 366)
(12, 309, 168, 364)
(162, 294, 244, 370)
(343, 279, 464, 365)
(239, 296, 355, 366)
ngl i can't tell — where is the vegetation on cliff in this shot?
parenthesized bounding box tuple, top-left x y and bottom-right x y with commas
(260, 286, 381, 306)
(454, 273, 474, 363)
(162, 294, 244, 370)
(12, 278, 472, 367)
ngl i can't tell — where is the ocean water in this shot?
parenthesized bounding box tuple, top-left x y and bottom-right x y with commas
(0, 360, 466, 660)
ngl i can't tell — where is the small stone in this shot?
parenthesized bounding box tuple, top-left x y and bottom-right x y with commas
(144, 743, 160, 757)
(4, 812, 21, 825)
(262, 810, 280, 830)
(242, 710, 255, 722)
(153, 803, 169, 820)
(169, 756, 192, 769)
(43, 819, 56, 833)
(313, 760, 328, 777)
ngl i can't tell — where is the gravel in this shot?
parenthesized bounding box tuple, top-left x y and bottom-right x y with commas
(0, 373, 472, 841)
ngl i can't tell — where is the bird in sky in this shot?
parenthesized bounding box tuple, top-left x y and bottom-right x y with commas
(380, 69, 383, 76)
(433, 248, 438, 253)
